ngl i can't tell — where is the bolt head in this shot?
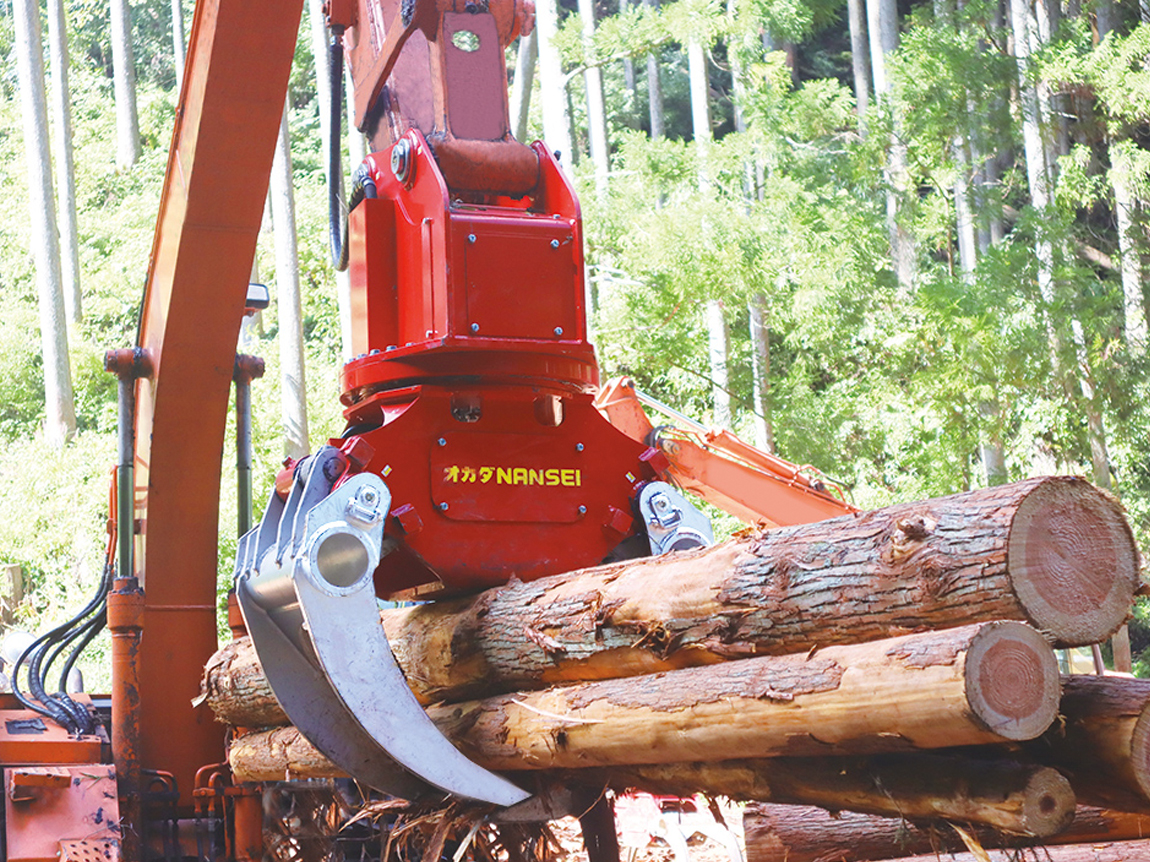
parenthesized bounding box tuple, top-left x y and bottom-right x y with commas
(468, 233, 477, 243)
(437, 437, 447, 447)
(578, 505, 587, 515)
(550, 239, 560, 249)
(576, 443, 584, 452)
(554, 327, 564, 336)
(439, 502, 449, 511)
(470, 323, 480, 333)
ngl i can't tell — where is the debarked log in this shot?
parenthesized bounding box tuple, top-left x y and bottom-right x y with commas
(743, 804, 1150, 862)
(204, 476, 1138, 718)
(227, 622, 1060, 782)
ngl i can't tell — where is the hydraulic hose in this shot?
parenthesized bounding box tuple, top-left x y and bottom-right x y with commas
(328, 28, 349, 270)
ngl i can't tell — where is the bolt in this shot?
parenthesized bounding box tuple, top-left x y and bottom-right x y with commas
(386, 345, 396, 351)
(576, 443, 584, 452)
(554, 327, 564, 336)
(437, 438, 447, 447)
(370, 348, 381, 355)
(470, 323, 480, 333)
(439, 502, 449, 511)
(550, 239, 560, 249)
(468, 234, 477, 243)
(361, 488, 378, 504)
(578, 505, 587, 516)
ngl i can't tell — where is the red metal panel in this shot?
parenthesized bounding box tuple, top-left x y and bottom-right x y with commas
(457, 211, 579, 340)
(130, 0, 304, 811)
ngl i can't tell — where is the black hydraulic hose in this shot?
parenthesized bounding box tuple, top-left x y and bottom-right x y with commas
(11, 563, 111, 733)
(58, 607, 107, 696)
(328, 29, 349, 271)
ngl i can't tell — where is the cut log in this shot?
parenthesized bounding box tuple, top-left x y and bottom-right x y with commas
(602, 754, 1075, 837)
(227, 622, 1060, 781)
(1018, 674, 1150, 813)
(204, 476, 1137, 717)
(744, 805, 1150, 862)
(793, 838, 1150, 862)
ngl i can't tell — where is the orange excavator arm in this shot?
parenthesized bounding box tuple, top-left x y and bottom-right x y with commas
(594, 377, 857, 528)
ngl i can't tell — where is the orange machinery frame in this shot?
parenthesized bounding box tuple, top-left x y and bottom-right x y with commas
(117, 0, 304, 812)
(594, 377, 857, 527)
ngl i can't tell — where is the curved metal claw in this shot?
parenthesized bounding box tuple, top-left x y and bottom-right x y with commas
(235, 448, 529, 806)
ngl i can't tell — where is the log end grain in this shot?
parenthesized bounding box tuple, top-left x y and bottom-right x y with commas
(1131, 702, 1150, 803)
(1019, 767, 1076, 837)
(965, 621, 1060, 741)
(1007, 478, 1139, 647)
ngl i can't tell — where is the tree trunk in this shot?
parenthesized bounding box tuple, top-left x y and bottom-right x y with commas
(47, 0, 81, 324)
(744, 805, 1150, 862)
(510, 31, 538, 143)
(578, 0, 610, 198)
(204, 477, 1139, 718)
(171, 0, 186, 88)
(645, 0, 665, 139)
(226, 622, 1060, 781)
(847, 0, 870, 135)
(13, 0, 76, 447)
(110, 0, 140, 167)
(706, 299, 732, 428)
(270, 103, 309, 460)
(687, 35, 711, 186)
(867, 0, 915, 291)
(748, 293, 774, 453)
(535, 0, 574, 171)
(629, 754, 1075, 836)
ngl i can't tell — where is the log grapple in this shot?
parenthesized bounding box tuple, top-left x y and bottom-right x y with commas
(235, 0, 713, 804)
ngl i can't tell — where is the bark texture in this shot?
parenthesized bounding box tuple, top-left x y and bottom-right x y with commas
(226, 623, 1059, 780)
(744, 805, 1150, 862)
(205, 477, 1138, 719)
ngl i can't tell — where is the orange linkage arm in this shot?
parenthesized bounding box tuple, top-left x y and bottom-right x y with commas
(594, 377, 857, 529)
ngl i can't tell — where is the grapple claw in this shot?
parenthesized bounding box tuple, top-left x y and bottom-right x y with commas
(234, 447, 530, 806)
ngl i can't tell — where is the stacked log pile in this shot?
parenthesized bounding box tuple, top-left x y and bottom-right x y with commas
(202, 476, 1148, 860)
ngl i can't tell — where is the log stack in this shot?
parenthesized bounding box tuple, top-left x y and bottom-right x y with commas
(201, 476, 1148, 860)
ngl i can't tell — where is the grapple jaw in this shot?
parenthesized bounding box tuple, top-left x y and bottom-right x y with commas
(233, 446, 530, 806)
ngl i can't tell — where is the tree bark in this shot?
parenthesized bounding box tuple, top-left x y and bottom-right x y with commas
(623, 754, 1075, 836)
(13, 0, 76, 447)
(110, 0, 140, 167)
(226, 622, 1060, 782)
(744, 805, 1150, 862)
(47, 0, 81, 324)
(270, 102, 309, 460)
(205, 477, 1138, 724)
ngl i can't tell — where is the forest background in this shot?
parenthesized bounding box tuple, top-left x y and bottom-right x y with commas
(0, 0, 1146, 687)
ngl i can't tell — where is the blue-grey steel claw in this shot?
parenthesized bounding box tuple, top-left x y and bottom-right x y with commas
(236, 452, 529, 806)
